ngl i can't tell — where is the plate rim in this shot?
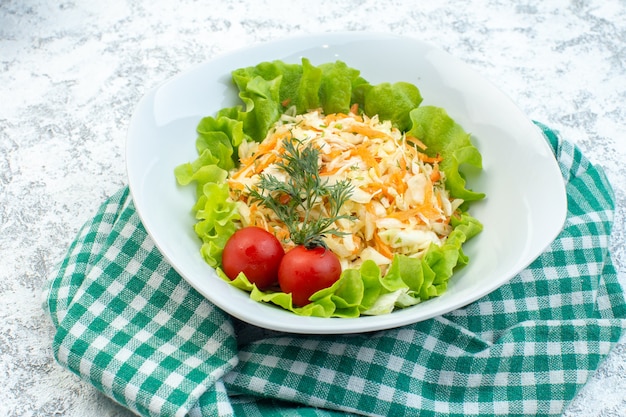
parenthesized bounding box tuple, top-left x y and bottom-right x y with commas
(126, 31, 567, 334)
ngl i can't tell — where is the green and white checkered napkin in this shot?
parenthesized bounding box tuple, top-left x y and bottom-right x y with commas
(43, 124, 626, 417)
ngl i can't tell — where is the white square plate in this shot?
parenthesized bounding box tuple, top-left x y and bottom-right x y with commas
(126, 32, 567, 334)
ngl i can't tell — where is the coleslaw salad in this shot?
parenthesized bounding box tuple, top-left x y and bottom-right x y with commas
(175, 58, 484, 317)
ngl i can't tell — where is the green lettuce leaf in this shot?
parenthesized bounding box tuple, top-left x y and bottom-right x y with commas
(236, 75, 283, 142)
(296, 58, 323, 113)
(195, 116, 246, 171)
(362, 82, 423, 131)
(232, 60, 303, 106)
(174, 161, 239, 267)
(408, 106, 485, 202)
(317, 61, 362, 114)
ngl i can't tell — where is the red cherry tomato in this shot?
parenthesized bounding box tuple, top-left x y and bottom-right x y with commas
(221, 227, 285, 289)
(278, 246, 342, 307)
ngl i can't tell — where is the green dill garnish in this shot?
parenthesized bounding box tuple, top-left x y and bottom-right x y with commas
(248, 137, 355, 249)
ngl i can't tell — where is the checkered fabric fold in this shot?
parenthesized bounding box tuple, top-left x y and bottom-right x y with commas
(43, 124, 626, 417)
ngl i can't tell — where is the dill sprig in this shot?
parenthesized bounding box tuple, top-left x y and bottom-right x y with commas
(248, 137, 355, 249)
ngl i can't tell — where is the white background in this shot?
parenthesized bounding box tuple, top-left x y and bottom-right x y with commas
(1, 0, 625, 415)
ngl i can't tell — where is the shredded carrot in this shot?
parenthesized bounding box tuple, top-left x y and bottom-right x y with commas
(351, 235, 363, 254)
(387, 207, 422, 222)
(435, 192, 444, 212)
(349, 123, 391, 140)
(352, 143, 381, 176)
(362, 183, 386, 196)
(430, 164, 441, 182)
(248, 203, 259, 227)
(320, 165, 343, 177)
(419, 182, 443, 220)
(398, 157, 408, 172)
(362, 182, 396, 203)
(324, 113, 349, 124)
(387, 205, 440, 222)
(389, 171, 407, 194)
(227, 180, 244, 193)
(423, 178, 434, 205)
(238, 132, 282, 169)
(278, 194, 291, 205)
(406, 135, 427, 150)
(365, 201, 379, 216)
(374, 233, 394, 259)
(326, 148, 344, 160)
(275, 226, 290, 242)
(350, 103, 359, 115)
(254, 153, 277, 174)
(417, 152, 443, 164)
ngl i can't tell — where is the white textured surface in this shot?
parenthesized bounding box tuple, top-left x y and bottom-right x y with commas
(1, 0, 625, 415)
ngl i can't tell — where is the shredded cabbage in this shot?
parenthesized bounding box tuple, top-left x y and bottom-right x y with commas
(229, 110, 463, 273)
